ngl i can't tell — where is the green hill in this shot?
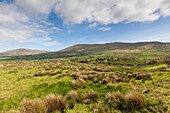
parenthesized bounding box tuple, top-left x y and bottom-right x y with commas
(0, 48, 49, 57)
(6, 42, 170, 60)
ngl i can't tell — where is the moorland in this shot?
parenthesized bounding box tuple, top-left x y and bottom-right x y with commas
(0, 42, 169, 113)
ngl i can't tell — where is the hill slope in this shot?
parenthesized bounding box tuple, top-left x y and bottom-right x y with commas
(0, 48, 49, 56)
(7, 42, 170, 60)
(61, 42, 170, 54)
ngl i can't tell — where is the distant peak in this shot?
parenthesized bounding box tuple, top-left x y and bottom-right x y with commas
(0, 48, 49, 56)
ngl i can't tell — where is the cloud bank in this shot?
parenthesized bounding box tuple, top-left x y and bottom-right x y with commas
(54, 0, 170, 24)
(0, 0, 170, 46)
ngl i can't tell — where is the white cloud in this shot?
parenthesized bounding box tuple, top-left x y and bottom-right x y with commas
(51, 27, 64, 32)
(0, 1, 60, 43)
(54, 0, 170, 24)
(139, 32, 170, 42)
(15, 0, 57, 14)
(0, 0, 170, 49)
(99, 27, 112, 31)
(44, 37, 52, 41)
(88, 23, 97, 28)
(0, 2, 31, 41)
(43, 41, 61, 46)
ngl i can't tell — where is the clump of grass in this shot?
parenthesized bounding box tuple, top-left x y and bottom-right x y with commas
(83, 90, 99, 104)
(44, 94, 66, 112)
(50, 70, 62, 75)
(20, 99, 47, 113)
(83, 99, 91, 104)
(66, 90, 80, 102)
(104, 91, 126, 110)
(113, 91, 126, 109)
(104, 92, 116, 107)
(101, 77, 110, 84)
(17, 74, 33, 81)
(126, 92, 145, 110)
(71, 78, 86, 89)
(67, 99, 76, 109)
(92, 104, 114, 113)
(104, 91, 144, 110)
(92, 77, 98, 83)
(44, 94, 57, 112)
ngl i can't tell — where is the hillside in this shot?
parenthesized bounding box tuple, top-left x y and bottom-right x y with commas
(61, 42, 170, 54)
(7, 42, 170, 60)
(0, 48, 49, 56)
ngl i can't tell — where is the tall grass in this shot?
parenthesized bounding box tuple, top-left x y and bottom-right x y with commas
(20, 99, 47, 113)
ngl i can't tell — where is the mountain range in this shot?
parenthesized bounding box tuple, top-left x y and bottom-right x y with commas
(3, 41, 169, 60)
(0, 48, 49, 57)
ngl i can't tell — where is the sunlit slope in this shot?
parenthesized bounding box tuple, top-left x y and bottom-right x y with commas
(0, 48, 49, 56)
(8, 42, 170, 60)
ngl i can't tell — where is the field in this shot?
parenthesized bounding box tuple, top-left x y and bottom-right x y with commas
(0, 54, 169, 113)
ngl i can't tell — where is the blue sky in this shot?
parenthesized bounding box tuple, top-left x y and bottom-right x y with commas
(0, 0, 170, 52)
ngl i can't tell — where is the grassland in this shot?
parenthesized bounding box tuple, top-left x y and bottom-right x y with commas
(0, 54, 169, 113)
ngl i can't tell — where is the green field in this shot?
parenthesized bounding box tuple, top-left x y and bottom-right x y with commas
(0, 53, 169, 113)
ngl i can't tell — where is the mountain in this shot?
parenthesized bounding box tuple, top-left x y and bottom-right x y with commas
(0, 48, 49, 56)
(61, 41, 170, 54)
(6, 42, 170, 60)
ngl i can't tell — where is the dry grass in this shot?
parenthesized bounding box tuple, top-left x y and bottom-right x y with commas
(71, 78, 86, 89)
(104, 91, 126, 110)
(126, 92, 145, 110)
(92, 104, 115, 113)
(20, 99, 47, 113)
(44, 94, 58, 112)
(66, 90, 79, 102)
(101, 77, 110, 84)
(84, 90, 99, 102)
(44, 94, 66, 112)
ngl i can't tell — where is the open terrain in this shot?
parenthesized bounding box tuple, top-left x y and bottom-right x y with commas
(0, 48, 49, 57)
(4, 42, 170, 60)
(0, 42, 169, 113)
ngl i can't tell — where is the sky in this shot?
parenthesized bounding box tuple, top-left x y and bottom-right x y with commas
(0, 0, 170, 52)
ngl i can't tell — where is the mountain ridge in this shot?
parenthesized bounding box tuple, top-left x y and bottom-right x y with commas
(0, 48, 49, 56)
(6, 41, 169, 60)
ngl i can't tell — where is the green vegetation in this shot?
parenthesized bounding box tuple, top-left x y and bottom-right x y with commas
(0, 42, 169, 112)
(2, 42, 170, 61)
(0, 54, 169, 113)
(0, 48, 49, 57)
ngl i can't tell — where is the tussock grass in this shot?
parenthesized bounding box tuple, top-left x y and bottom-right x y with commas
(104, 91, 144, 111)
(66, 90, 80, 102)
(71, 78, 86, 89)
(45, 94, 66, 112)
(20, 99, 47, 113)
(126, 92, 145, 110)
(83, 90, 99, 104)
